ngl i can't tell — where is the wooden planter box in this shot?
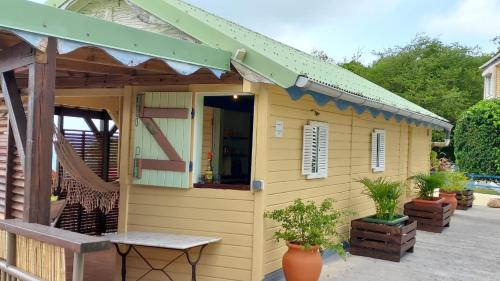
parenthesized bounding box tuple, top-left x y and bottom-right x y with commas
(456, 189, 474, 210)
(404, 202, 452, 233)
(350, 218, 417, 262)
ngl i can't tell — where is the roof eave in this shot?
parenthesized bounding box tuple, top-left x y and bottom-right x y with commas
(480, 52, 500, 70)
(295, 77, 453, 132)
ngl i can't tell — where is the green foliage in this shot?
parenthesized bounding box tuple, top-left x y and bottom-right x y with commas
(264, 198, 349, 256)
(339, 35, 489, 124)
(441, 171, 468, 193)
(454, 99, 500, 175)
(409, 172, 446, 200)
(358, 177, 402, 221)
(430, 151, 440, 171)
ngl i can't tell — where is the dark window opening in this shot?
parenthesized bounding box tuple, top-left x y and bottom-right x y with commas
(195, 95, 254, 190)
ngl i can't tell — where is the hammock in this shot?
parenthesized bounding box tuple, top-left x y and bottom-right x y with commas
(53, 128, 119, 214)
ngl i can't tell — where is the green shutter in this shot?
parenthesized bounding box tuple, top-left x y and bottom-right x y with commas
(133, 92, 192, 188)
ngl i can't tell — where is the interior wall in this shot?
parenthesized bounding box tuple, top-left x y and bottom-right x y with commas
(201, 106, 214, 174)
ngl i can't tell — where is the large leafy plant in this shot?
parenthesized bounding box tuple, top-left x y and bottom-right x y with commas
(264, 198, 348, 256)
(441, 171, 468, 193)
(454, 99, 500, 176)
(409, 172, 446, 200)
(358, 177, 402, 221)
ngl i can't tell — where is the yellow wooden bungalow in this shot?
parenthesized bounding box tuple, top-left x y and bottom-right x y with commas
(0, 0, 452, 280)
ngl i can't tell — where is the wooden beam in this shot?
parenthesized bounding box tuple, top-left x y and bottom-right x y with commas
(1, 71, 26, 166)
(0, 42, 35, 73)
(141, 107, 189, 119)
(109, 125, 118, 136)
(56, 58, 137, 76)
(14, 72, 242, 89)
(83, 116, 101, 138)
(136, 159, 186, 177)
(23, 38, 56, 225)
(54, 106, 110, 120)
(101, 119, 110, 181)
(140, 117, 183, 162)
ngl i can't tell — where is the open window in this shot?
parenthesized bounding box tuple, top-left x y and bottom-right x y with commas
(193, 94, 254, 190)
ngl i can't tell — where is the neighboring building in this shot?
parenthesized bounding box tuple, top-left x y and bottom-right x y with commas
(0, 1, 451, 280)
(480, 52, 500, 100)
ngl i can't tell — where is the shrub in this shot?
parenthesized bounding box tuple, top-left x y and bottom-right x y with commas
(358, 177, 402, 221)
(264, 198, 349, 256)
(409, 172, 446, 200)
(440, 171, 468, 193)
(454, 99, 500, 175)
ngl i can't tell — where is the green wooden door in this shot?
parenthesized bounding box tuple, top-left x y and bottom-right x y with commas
(133, 92, 192, 188)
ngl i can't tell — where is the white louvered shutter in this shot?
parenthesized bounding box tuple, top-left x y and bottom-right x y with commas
(314, 122, 329, 178)
(302, 125, 317, 176)
(371, 129, 386, 172)
(378, 130, 386, 171)
(302, 121, 329, 179)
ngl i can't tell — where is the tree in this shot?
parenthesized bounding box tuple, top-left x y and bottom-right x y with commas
(312, 35, 493, 159)
(454, 99, 500, 175)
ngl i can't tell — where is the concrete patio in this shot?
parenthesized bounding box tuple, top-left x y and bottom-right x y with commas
(321, 206, 500, 281)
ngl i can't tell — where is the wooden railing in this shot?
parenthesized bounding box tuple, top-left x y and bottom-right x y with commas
(0, 219, 111, 281)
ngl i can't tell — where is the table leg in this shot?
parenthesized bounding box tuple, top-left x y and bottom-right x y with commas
(184, 245, 207, 281)
(114, 244, 133, 281)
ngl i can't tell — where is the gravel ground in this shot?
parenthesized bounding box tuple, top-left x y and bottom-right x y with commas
(321, 206, 500, 281)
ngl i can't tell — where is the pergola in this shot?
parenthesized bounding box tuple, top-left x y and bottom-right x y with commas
(0, 0, 238, 225)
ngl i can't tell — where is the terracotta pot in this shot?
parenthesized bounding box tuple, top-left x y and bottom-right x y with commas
(412, 197, 444, 207)
(282, 242, 322, 281)
(439, 191, 458, 214)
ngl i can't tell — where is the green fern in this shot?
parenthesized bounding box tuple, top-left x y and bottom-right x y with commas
(358, 177, 402, 221)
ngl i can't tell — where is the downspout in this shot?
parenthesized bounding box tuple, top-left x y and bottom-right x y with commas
(431, 129, 452, 148)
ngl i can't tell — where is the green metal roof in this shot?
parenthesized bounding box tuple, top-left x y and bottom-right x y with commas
(1, 0, 231, 71)
(126, 0, 447, 123)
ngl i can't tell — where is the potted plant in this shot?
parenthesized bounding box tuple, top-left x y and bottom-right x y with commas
(264, 198, 348, 281)
(409, 172, 446, 206)
(358, 177, 408, 225)
(439, 171, 467, 214)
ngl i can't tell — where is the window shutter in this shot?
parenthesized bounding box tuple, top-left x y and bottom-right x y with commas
(302, 125, 316, 176)
(302, 121, 329, 179)
(378, 130, 386, 171)
(133, 92, 192, 188)
(371, 129, 386, 172)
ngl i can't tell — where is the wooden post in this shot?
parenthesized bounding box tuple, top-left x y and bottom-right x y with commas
(101, 118, 110, 182)
(23, 38, 56, 225)
(5, 232, 16, 267)
(72, 252, 84, 281)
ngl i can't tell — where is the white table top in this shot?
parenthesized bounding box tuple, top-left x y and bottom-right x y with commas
(106, 231, 221, 250)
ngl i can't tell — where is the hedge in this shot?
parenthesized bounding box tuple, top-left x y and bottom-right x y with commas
(454, 99, 500, 175)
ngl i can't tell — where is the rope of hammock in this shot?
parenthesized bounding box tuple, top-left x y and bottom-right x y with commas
(53, 127, 119, 214)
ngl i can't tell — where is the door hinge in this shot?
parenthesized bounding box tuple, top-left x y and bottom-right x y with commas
(189, 161, 193, 172)
(191, 109, 195, 119)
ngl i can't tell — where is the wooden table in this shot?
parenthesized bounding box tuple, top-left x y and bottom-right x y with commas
(106, 231, 221, 281)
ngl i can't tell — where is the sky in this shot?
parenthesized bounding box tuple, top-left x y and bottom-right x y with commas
(32, 0, 499, 64)
(182, 0, 500, 64)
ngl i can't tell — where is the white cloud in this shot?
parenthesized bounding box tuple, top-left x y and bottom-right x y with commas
(426, 0, 500, 37)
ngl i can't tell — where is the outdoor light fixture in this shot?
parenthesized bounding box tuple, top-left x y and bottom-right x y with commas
(233, 94, 239, 100)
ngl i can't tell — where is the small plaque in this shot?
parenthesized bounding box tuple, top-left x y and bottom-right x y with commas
(275, 120, 284, 138)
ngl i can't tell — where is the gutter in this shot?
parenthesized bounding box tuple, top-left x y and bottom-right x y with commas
(295, 76, 453, 146)
(431, 130, 451, 148)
